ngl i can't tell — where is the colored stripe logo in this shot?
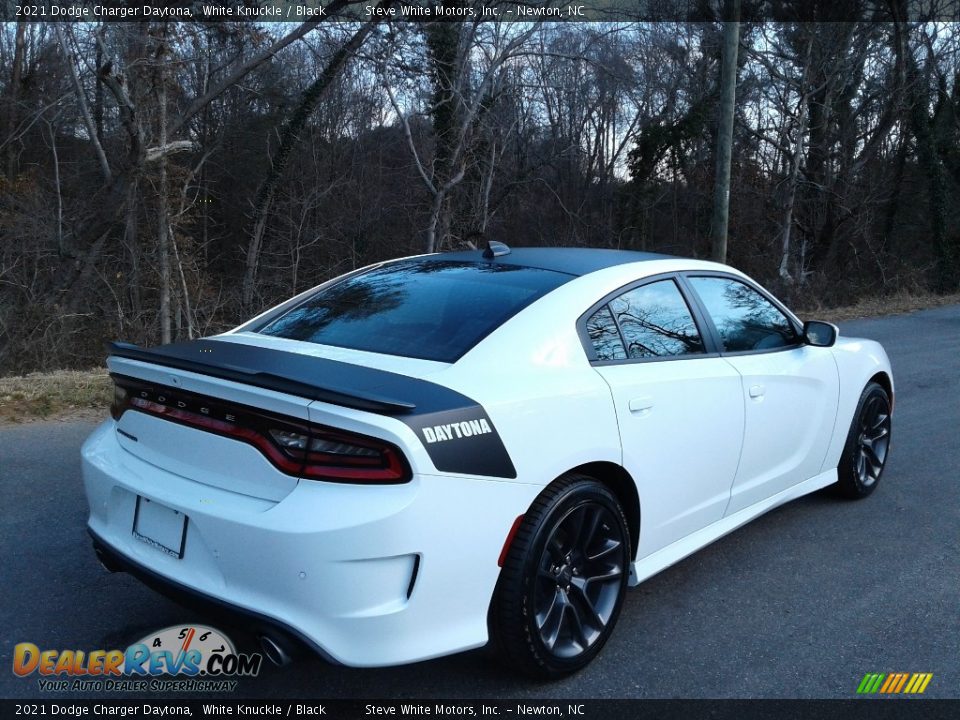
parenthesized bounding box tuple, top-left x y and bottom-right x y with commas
(857, 673, 933, 694)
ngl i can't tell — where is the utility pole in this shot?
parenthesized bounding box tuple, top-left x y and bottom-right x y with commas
(710, 0, 741, 263)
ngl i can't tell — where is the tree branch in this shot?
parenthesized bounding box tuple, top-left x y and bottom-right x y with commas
(145, 140, 197, 162)
(169, 0, 354, 138)
(56, 25, 111, 182)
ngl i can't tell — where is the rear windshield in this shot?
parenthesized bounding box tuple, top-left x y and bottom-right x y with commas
(256, 260, 572, 362)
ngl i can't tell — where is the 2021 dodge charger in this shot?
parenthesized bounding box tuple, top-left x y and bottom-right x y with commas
(82, 245, 893, 677)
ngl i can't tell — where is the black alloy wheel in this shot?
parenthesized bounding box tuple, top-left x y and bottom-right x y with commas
(533, 501, 625, 658)
(490, 474, 630, 678)
(837, 382, 892, 499)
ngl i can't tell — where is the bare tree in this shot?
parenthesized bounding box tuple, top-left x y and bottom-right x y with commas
(242, 12, 389, 312)
(383, 20, 541, 252)
(5, 20, 26, 180)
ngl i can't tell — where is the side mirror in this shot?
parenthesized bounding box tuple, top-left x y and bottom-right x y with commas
(803, 320, 838, 347)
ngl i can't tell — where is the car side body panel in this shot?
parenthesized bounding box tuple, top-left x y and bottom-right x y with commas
(595, 357, 745, 556)
(721, 346, 840, 515)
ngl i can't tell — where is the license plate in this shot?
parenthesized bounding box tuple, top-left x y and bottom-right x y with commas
(132, 496, 187, 559)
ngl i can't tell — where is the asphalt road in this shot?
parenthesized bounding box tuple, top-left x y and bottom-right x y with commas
(1, 306, 958, 700)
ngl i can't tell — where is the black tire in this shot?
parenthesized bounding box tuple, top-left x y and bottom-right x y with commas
(489, 474, 631, 679)
(836, 381, 892, 499)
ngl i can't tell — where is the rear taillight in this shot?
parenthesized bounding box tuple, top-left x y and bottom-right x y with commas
(263, 424, 408, 482)
(110, 375, 410, 484)
(110, 384, 128, 420)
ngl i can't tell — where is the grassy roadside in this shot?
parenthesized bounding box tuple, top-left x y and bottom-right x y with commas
(797, 290, 960, 323)
(2, 291, 959, 426)
(0, 369, 111, 425)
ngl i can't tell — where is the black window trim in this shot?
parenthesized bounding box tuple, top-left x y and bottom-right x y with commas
(678, 271, 805, 357)
(588, 304, 630, 363)
(577, 272, 721, 366)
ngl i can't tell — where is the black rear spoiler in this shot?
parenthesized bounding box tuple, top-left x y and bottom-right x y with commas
(107, 338, 519, 479)
(107, 340, 419, 415)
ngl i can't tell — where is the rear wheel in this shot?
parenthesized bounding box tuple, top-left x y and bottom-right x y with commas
(490, 475, 630, 678)
(836, 382, 891, 499)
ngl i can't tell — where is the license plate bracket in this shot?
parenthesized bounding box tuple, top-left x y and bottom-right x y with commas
(132, 496, 188, 559)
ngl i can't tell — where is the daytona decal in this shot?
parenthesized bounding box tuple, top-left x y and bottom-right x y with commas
(422, 418, 492, 443)
(406, 408, 515, 478)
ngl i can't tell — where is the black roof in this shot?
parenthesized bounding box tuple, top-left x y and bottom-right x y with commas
(433, 246, 674, 277)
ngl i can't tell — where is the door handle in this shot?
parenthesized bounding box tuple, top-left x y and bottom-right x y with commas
(748, 384, 766, 399)
(628, 397, 654, 414)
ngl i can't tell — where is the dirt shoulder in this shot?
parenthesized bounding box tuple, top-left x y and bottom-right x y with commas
(3, 292, 959, 426)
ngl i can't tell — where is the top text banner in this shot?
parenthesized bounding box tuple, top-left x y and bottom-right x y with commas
(4, 1, 958, 23)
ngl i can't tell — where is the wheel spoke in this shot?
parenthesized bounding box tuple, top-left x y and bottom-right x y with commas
(546, 535, 566, 565)
(537, 589, 566, 651)
(569, 579, 606, 630)
(862, 442, 882, 470)
(868, 425, 889, 443)
(586, 537, 621, 562)
(561, 509, 586, 557)
(582, 565, 622, 585)
(855, 450, 866, 481)
(870, 412, 889, 432)
(563, 593, 591, 650)
(580, 506, 604, 551)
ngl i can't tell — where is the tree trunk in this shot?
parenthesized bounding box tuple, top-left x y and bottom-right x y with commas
(157, 34, 172, 344)
(171, 227, 194, 339)
(57, 24, 112, 182)
(777, 36, 814, 282)
(906, 43, 950, 291)
(709, 0, 740, 263)
(48, 121, 63, 255)
(241, 15, 383, 312)
(6, 21, 26, 180)
(778, 93, 809, 282)
(425, 191, 444, 254)
(424, 20, 464, 252)
(125, 179, 141, 321)
(94, 24, 104, 144)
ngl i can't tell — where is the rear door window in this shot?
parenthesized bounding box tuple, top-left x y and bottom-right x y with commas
(585, 279, 704, 361)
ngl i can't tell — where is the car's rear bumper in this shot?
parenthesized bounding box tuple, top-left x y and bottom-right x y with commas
(81, 421, 539, 667)
(88, 527, 330, 664)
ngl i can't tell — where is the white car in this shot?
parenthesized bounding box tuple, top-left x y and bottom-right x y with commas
(82, 244, 893, 678)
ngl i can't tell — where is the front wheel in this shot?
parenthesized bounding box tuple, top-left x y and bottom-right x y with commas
(489, 475, 630, 679)
(836, 381, 892, 499)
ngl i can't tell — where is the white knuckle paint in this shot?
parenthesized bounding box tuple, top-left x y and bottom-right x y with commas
(82, 251, 894, 669)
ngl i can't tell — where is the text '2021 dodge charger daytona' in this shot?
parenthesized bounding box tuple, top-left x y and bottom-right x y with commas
(82, 245, 893, 677)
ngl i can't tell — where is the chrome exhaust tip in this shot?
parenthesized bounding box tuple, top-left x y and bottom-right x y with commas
(94, 545, 120, 573)
(259, 635, 293, 667)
